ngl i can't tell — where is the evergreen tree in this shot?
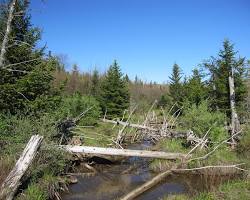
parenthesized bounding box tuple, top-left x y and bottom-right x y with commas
(90, 69, 99, 97)
(124, 74, 130, 83)
(0, 0, 60, 114)
(204, 39, 247, 117)
(157, 94, 170, 108)
(99, 60, 130, 118)
(169, 63, 184, 110)
(184, 68, 208, 106)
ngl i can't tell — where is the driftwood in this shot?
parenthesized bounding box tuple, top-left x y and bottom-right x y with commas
(120, 169, 173, 200)
(119, 130, 246, 200)
(102, 118, 157, 131)
(116, 106, 137, 144)
(120, 163, 246, 200)
(0, 135, 43, 200)
(102, 118, 203, 143)
(61, 145, 189, 160)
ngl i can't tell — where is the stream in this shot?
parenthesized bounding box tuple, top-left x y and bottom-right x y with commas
(61, 141, 237, 200)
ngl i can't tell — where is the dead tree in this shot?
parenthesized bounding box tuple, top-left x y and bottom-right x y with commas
(0, 135, 43, 200)
(0, 0, 17, 68)
(61, 145, 189, 160)
(229, 68, 240, 147)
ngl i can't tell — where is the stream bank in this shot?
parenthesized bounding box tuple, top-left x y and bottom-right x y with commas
(61, 141, 240, 200)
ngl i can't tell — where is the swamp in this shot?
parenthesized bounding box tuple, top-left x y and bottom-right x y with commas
(0, 0, 250, 200)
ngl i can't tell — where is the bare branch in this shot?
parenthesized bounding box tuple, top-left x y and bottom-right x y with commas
(188, 129, 242, 162)
(3, 58, 40, 68)
(0, 0, 17, 68)
(172, 163, 247, 172)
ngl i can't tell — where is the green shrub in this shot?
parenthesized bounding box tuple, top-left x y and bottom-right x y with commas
(181, 101, 227, 143)
(55, 94, 101, 126)
(0, 114, 59, 154)
(29, 146, 70, 182)
(238, 125, 250, 155)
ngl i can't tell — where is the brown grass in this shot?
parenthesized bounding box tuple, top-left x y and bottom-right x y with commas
(0, 156, 15, 185)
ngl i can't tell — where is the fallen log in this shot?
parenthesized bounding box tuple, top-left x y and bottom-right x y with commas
(102, 118, 195, 140)
(120, 164, 246, 200)
(102, 118, 157, 131)
(0, 135, 43, 200)
(120, 170, 173, 200)
(61, 145, 189, 160)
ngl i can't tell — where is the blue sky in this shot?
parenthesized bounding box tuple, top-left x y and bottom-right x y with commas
(30, 0, 250, 83)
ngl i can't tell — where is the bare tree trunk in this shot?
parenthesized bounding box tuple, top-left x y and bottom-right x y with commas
(119, 170, 173, 200)
(229, 69, 240, 147)
(61, 145, 189, 160)
(0, 135, 43, 200)
(0, 0, 17, 68)
(102, 118, 157, 131)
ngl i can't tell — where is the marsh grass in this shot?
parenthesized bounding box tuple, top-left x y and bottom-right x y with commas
(72, 122, 121, 147)
(162, 179, 250, 200)
(0, 155, 15, 185)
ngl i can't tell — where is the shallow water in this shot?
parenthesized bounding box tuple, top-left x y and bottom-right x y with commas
(61, 142, 237, 200)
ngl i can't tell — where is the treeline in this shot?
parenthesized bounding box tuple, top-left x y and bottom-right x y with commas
(0, 0, 249, 124)
(165, 40, 249, 123)
(53, 61, 168, 113)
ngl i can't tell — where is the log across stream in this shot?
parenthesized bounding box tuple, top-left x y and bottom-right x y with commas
(61, 141, 240, 200)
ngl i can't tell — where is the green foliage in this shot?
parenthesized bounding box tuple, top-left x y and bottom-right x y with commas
(158, 139, 188, 153)
(157, 94, 171, 108)
(0, 113, 58, 154)
(169, 63, 184, 111)
(204, 39, 247, 117)
(18, 184, 46, 200)
(196, 146, 239, 166)
(150, 139, 188, 172)
(183, 69, 208, 106)
(90, 69, 100, 97)
(99, 60, 130, 118)
(181, 101, 227, 142)
(72, 122, 119, 147)
(217, 179, 250, 200)
(194, 192, 215, 200)
(56, 94, 101, 126)
(30, 146, 70, 181)
(0, 1, 61, 115)
(238, 125, 250, 155)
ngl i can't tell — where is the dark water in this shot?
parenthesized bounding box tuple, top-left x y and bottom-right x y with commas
(61, 142, 237, 200)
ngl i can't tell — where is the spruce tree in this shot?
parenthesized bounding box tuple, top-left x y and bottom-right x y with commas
(184, 69, 207, 106)
(0, 0, 60, 114)
(90, 69, 99, 97)
(99, 60, 130, 118)
(169, 63, 184, 109)
(205, 39, 247, 117)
